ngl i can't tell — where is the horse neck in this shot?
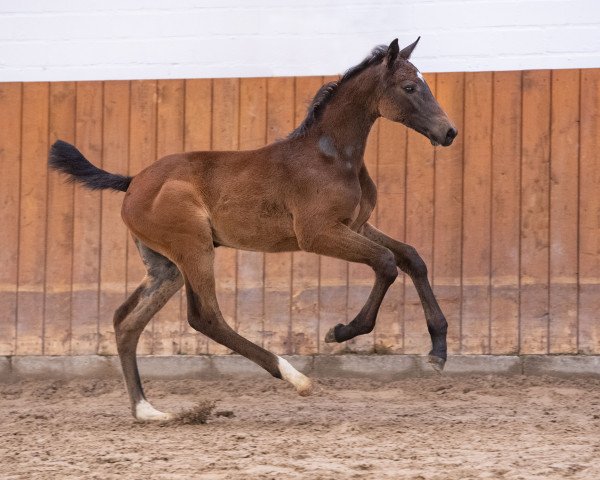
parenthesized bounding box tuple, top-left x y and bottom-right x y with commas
(315, 71, 380, 168)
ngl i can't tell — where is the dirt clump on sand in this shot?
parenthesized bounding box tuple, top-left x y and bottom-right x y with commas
(1, 374, 600, 479)
(172, 400, 216, 425)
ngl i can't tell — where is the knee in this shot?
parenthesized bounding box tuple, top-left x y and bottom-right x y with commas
(376, 250, 398, 283)
(404, 246, 428, 278)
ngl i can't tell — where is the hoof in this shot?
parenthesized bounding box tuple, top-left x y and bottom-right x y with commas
(428, 355, 446, 374)
(324, 324, 343, 343)
(134, 399, 175, 422)
(135, 412, 174, 422)
(296, 378, 315, 397)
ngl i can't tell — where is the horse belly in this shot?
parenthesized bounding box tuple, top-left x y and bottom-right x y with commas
(211, 201, 298, 252)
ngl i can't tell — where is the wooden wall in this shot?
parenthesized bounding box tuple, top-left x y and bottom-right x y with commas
(1, 69, 599, 356)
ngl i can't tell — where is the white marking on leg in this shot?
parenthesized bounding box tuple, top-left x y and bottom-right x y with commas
(277, 357, 314, 396)
(135, 399, 174, 422)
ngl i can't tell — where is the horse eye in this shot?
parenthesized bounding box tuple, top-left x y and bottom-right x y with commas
(403, 85, 416, 93)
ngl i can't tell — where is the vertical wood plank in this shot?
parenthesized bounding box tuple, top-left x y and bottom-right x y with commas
(210, 78, 240, 355)
(182, 78, 212, 355)
(579, 69, 600, 354)
(45, 82, 75, 355)
(490, 71, 521, 354)
(264, 77, 294, 355)
(0, 84, 22, 355)
(128, 80, 157, 355)
(433, 72, 464, 355)
(291, 76, 322, 354)
(461, 72, 492, 354)
(403, 73, 437, 354)
(237, 78, 267, 347)
(72, 82, 103, 355)
(319, 75, 350, 354)
(153, 79, 185, 355)
(17, 82, 49, 355)
(373, 119, 406, 353)
(98, 81, 130, 355)
(549, 69, 579, 353)
(348, 121, 379, 353)
(520, 70, 551, 354)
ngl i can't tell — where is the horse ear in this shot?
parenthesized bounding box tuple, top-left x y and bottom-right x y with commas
(386, 38, 399, 68)
(399, 36, 421, 60)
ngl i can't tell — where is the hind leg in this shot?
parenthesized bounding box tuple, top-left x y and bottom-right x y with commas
(168, 220, 313, 396)
(114, 238, 183, 421)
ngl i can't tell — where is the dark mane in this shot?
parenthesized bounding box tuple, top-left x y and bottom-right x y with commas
(288, 44, 389, 139)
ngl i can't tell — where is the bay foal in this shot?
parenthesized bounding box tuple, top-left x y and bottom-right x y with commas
(49, 38, 457, 421)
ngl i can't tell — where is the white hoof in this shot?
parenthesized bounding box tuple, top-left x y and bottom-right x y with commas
(135, 399, 174, 422)
(277, 357, 314, 396)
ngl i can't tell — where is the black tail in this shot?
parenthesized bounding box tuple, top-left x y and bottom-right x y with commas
(48, 140, 132, 192)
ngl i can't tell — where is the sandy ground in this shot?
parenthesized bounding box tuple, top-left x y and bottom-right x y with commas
(1, 373, 599, 479)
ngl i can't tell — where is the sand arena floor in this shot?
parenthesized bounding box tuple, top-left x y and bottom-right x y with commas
(1, 374, 599, 479)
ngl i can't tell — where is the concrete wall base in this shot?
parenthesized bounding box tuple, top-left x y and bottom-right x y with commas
(2, 355, 599, 382)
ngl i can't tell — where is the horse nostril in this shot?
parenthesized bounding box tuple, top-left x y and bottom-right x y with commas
(445, 127, 458, 145)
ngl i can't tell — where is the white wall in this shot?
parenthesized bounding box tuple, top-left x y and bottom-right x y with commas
(1, 0, 599, 82)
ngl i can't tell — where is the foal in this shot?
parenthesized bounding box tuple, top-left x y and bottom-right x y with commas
(49, 38, 457, 421)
